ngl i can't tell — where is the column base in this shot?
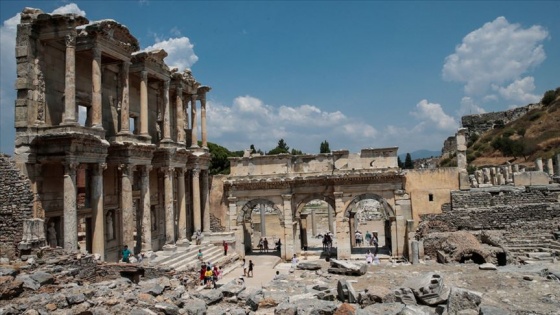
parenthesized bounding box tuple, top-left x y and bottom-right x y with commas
(117, 130, 132, 136)
(61, 120, 79, 126)
(176, 239, 191, 248)
(162, 244, 177, 253)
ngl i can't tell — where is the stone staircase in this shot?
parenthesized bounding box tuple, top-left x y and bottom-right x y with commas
(149, 243, 239, 272)
(503, 233, 560, 263)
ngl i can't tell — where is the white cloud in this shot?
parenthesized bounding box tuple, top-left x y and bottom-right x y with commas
(492, 76, 540, 104)
(443, 16, 548, 97)
(207, 95, 378, 153)
(410, 100, 458, 131)
(51, 3, 86, 16)
(458, 97, 486, 116)
(144, 37, 198, 70)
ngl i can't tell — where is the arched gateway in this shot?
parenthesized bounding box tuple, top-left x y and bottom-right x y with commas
(224, 148, 413, 261)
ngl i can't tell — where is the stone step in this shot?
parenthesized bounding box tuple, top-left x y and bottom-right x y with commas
(171, 246, 223, 271)
(152, 243, 213, 265)
(526, 252, 553, 258)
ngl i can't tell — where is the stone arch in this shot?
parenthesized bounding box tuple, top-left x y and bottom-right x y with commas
(238, 198, 284, 227)
(344, 193, 395, 219)
(294, 194, 335, 218)
(455, 248, 488, 264)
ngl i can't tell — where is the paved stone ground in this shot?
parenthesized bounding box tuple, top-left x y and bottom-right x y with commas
(217, 254, 283, 289)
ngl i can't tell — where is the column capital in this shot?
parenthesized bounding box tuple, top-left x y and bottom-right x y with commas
(65, 33, 76, 47)
(63, 162, 79, 175)
(92, 45, 102, 59)
(141, 69, 148, 79)
(160, 166, 174, 176)
(333, 191, 344, 198)
(228, 196, 237, 203)
(176, 168, 185, 176)
(143, 165, 153, 174)
(192, 168, 201, 177)
(118, 164, 136, 176)
(281, 194, 292, 201)
(163, 78, 170, 89)
(92, 163, 107, 176)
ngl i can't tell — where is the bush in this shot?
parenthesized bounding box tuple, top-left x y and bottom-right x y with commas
(542, 90, 556, 106)
(529, 112, 542, 121)
(503, 129, 515, 138)
(516, 128, 526, 137)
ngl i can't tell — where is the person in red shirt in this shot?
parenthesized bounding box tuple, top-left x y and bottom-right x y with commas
(223, 240, 228, 256)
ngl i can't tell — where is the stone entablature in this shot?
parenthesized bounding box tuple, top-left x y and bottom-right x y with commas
(229, 147, 399, 177)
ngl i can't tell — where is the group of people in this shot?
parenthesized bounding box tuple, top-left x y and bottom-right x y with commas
(355, 230, 379, 252)
(121, 245, 145, 263)
(200, 262, 223, 289)
(241, 258, 255, 277)
(257, 237, 282, 252)
(322, 232, 333, 251)
(365, 250, 381, 265)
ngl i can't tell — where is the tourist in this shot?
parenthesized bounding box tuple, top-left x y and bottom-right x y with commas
(273, 270, 281, 280)
(195, 230, 202, 245)
(199, 264, 206, 285)
(373, 234, 379, 254)
(121, 245, 132, 263)
(365, 250, 373, 264)
(373, 253, 380, 265)
(223, 240, 228, 256)
(204, 266, 214, 288)
(242, 259, 247, 276)
(258, 238, 264, 252)
(263, 238, 269, 253)
(213, 265, 220, 281)
(276, 239, 282, 252)
(355, 231, 362, 247)
(291, 254, 299, 268)
(248, 260, 254, 277)
(197, 249, 203, 261)
(365, 231, 372, 245)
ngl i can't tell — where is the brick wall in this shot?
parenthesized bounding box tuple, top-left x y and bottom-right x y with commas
(0, 154, 34, 259)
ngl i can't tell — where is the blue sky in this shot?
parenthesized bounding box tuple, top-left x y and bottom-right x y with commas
(1, 1, 558, 155)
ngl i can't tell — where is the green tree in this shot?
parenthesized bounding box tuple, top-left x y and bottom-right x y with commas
(320, 140, 331, 153)
(206, 142, 243, 175)
(267, 139, 290, 155)
(397, 156, 403, 168)
(291, 148, 303, 155)
(404, 153, 414, 169)
(541, 89, 556, 106)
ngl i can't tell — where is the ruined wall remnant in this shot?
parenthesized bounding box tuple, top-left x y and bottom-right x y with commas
(420, 186, 560, 232)
(461, 103, 542, 136)
(0, 154, 34, 259)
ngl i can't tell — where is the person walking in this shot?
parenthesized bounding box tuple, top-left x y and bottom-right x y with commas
(248, 260, 254, 277)
(242, 259, 247, 276)
(258, 238, 264, 252)
(291, 254, 299, 268)
(197, 249, 203, 261)
(223, 240, 228, 256)
(263, 238, 269, 253)
(122, 245, 132, 263)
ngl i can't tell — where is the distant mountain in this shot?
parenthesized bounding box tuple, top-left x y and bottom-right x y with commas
(399, 150, 441, 161)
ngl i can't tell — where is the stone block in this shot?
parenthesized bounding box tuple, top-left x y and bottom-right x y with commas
(446, 287, 482, 314)
(15, 46, 29, 58)
(394, 287, 417, 305)
(513, 171, 550, 186)
(402, 272, 450, 306)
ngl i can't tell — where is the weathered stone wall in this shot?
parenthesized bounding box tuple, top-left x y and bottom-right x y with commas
(405, 168, 459, 224)
(420, 186, 560, 232)
(209, 175, 228, 231)
(461, 103, 541, 136)
(0, 154, 34, 259)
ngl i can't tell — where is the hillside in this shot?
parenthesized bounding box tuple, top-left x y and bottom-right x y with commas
(464, 88, 560, 168)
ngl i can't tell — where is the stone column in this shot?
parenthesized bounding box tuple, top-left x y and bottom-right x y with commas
(546, 158, 554, 176)
(228, 197, 237, 231)
(192, 168, 202, 233)
(327, 204, 334, 234)
(119, 61, 131, 134)
(62, 33, 77, 125)
(162, 79, 172, 142)
(260, 203, 266, 236)
(139, 70, 149, 137)
(91, 163, 106, 259)
(141, 165, 152, 251)
(202, 170, 211, 232)
(176, 87, 185, 144)
(177, 169, 187, 240)
(334, 192, 350, 259)
(63, 162, 78, 251)
(120, 164, 135, 249)
(535, 158, 543, 172)
(282, 194, 293, 261)
(555, 154, 560, 176)
(163, 167, 175, 244)
(190, 95, 198, 147)
(91, 46, 102, 128)
(300, 214, 308, 249)
(513, 164, 519, 173)
(456, 128, 468, 170)
(200, 92, 208, 148)
(311, 209, 317, 237)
